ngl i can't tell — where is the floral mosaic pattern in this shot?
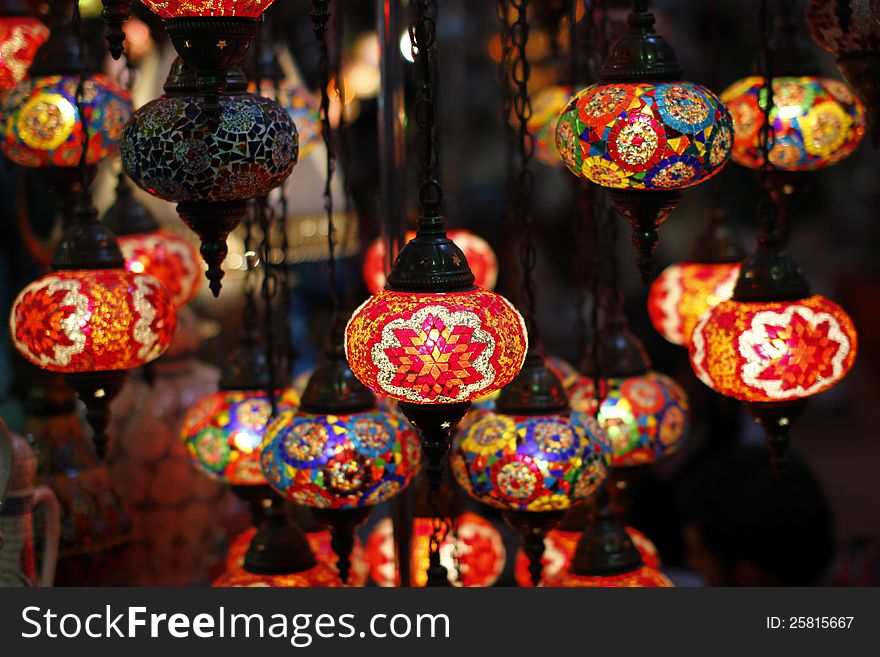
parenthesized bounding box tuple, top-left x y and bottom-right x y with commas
(260, 410, 421, 509)
(121, 92, 296, 204)
(555, 82, 732, 189)
(345, 289, 527, 404)
(181, 389, 300, 485)
(647, 262, 740, 346)
(1, 74, 130, 167)
(141, 0, 276, 18)
(11, 269, 175, 372)
(721, 76, 865, 170)
(363, 230, 498, 296)
(0, 17, 48, 91)
(689, 295, 858, 402)
(451, 412, 609, 512)
(568, 372, 690, 468)
(514, 526, 660, 587)
(118, 230, 202, 308)
(366, 514, 506, 587)
(213, 563, 341, 588)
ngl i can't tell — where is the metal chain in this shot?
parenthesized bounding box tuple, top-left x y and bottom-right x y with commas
(497, 0, 517, 304)
(756, 0, 779, 240)
(258, 197, 279, 417)
(411, 0, 443, 217)
(310, 1, 339, 324)
(72, 0, 90, 201)
(511, 0, 538, 343)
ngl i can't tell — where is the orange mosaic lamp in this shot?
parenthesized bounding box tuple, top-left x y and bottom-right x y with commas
(647, 203, 745, 346)
(104, 172, 202, 309)
(0, 0, 48, 91)
(362, 229, 498, 296)
(365, 513, 506, 588)
(9, 199, 176, 459)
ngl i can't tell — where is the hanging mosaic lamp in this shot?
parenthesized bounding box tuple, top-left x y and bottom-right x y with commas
(362, 229, 499, 296)
(181, 316, 299, 487)
(514, 502, 660, 587)
(542, 488, 672, 587)
(104, 171, 202, 308)
(121, 58, 297, 296)
(555, 0, 733, 282)
(647, 202, 744, 346)
(723, 2, 865, 170)
(214, 496, 340, 588)
(0, 0, 130, 210)
(345, 2, 528, 496)
(568, 309, 689, 468)
(364, 513, 506, 588)
(10, 198, 176, 459)
(0, 0, 48, 91)
(451, 349, 610, 586)
(261, 321, 422, 584)
(805, 0, 880, 145)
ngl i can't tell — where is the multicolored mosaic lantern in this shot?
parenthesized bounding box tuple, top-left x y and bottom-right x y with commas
(1, 73, 129, 168)
(362, 230, 499, 296)
(105, 172, 202, 308)
(568, 371, 689, 468)
(690, 295, 857, 404)
(0, 2, 48, 91)
(345, 289, 527, 406)
(554, 1, 733, 282)
(514, 525, 660, 587)
(805, 0, 880, 144)
(226, 526, 369, 586)
(182, 389, 300, 485)
(365, 513, 506, 588)
(528, 84, 571, 168)
(648, 263, 740, 346)
(121, 60, 297, 295)
(721, 76, 865, 170)
(451, 412, 609, 513)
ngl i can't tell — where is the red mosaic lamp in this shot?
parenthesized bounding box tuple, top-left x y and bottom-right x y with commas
(805, 0, 880, 145)
(362, 229, 498, 296)
(542, 488, 672, 588)
(555, 0, 733, 282)
(345, 2, 528, 496)
(0, 0, 48, 91)
(647, 200, 744, 346)
(104, 171, 202, 308)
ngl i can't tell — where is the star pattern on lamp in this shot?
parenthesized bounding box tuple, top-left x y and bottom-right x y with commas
(371, 305, 497, 403)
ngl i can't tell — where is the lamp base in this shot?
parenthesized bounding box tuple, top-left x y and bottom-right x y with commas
(64, 370, 129, 460)
(397, 401, 471, 493)
(609, 189, 680, 284)
(313, 507, 372, 586)
(177, 200, 248, 297)
(745, 399, 808, 476)
(503, 509, 564, 587)
(837, 52, 880, 148)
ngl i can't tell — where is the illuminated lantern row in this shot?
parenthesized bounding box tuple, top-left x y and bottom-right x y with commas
(555, 0, 733, 282)
(261, 322, 421, 584)
(514, 524, 660, 587)
(805, 0, 880, 144)
(362, 230, 498, 296)
(104, 172, 202, 308)
(226, 526, 369, 587)
(0, 0, 48, 91)
(365, 514, 506, 588)
(122, 59, 297, 295)
(722, 76, 865, 170)
(647, 204, 745, 346)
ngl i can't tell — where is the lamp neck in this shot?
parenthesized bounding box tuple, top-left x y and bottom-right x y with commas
(52, 194, 125, 271)
(598, 0, 683, 83)
(28, 0, 95, 77)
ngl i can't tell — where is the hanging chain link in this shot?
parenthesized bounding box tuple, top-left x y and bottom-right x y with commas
(756, 0, 780, 242)
(511, 0, 538, 342)
(258, 196, 279, 418)
(72, 0, 90, 200)
(411, 0, 443, 217)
